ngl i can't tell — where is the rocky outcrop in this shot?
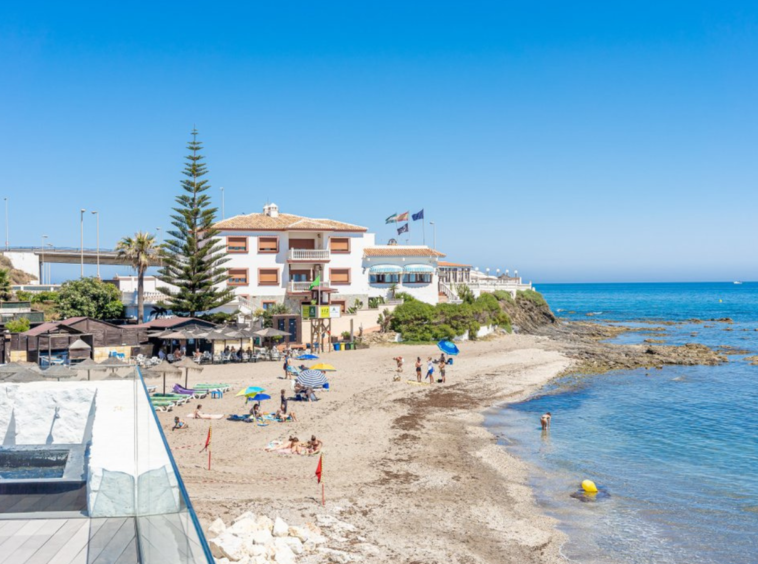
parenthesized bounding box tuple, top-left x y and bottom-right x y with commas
(498, 293, 556, 334)
(0, 255, 36, 285)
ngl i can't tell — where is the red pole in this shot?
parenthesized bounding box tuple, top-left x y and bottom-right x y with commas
(321, 482, 325, 506)
(208, 448, 212, 471)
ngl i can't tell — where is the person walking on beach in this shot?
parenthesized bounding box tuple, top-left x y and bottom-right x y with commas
(393, 356, 404, 381)
(540, 412, 552, 430)
(426, 357, 435, 384)
(415, 357, 422, 383)
(283, 356, 291, 380)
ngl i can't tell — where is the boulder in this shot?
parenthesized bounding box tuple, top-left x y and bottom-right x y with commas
(318, 547, 356, 563)
(209, 532, 247, 561)
(279, 536, 304, 555)
(209, 518, 227, 537)
(288, 526, 310, 542)
(272, 517, 289, 537)
(273, 543, 295, 564)
(230, 517, 259, 537)
(233, 511, 257, 524)
(248, 545, 267, 557)
(250, 529, 273, 545)
(256, 515, 274, 532)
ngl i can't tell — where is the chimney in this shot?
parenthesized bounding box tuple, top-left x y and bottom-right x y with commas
(263, 203, 279, 218)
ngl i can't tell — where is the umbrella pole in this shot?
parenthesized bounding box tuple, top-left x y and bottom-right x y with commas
(163, 374, 166, 395)
(184, 367, 189, 389)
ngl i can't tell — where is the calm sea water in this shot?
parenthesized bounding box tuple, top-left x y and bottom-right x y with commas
(488, 282, 758, 564)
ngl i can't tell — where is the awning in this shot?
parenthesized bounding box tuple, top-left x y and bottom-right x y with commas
(369, 265, 403, 274)
(403, 264, 435, 274)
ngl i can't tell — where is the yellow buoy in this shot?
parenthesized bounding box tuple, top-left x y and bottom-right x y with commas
(582, 480, 598, 493)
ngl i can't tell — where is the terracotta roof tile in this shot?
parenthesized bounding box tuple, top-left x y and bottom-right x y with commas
(438, 261, 471, 268)
(363, 246, 445, 258)
(214, 213, 367, 232)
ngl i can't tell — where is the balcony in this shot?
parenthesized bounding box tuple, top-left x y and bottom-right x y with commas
(287, 249, 330, 262)
(287, 280, 331, 293)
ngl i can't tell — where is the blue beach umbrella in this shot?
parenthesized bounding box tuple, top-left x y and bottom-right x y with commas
(437, 340, 460, 356)
(298, 353, 319, 360)
(297, 369, 328, 388)
(251, 393, 271, 401)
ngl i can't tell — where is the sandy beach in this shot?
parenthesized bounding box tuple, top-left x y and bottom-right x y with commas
(156, 335, 572, 563)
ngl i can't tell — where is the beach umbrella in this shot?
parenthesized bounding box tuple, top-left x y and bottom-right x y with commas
(437, 340, 460, 356)
(297, 369, 328, 388)
(251, 393, 271, 402)
(75, 358, 106, 381)
(5, 369, 42, 383)
(144, 360, 182, 394)
(310, 363, 337, 372)
(298, 354, 319, 360)
(236, 386, 266, 397)
(0, 362, 24, 375)
(173, 356, 204, 388)
(41, 365, 77, 382)
(253, 328, 291, 338)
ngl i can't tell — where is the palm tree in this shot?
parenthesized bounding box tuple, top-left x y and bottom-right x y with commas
(0, 269, 12, 301)
(116, 232, 160, 323)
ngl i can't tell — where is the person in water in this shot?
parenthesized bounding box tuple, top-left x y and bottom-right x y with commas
(540, 412, 552, 430)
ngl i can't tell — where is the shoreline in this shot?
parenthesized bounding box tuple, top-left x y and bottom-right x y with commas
(161, 335, 573, 563)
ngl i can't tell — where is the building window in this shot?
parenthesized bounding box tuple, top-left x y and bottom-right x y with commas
(370, 274, 400, 284)
(258, 268, 280, 286)
(228, 269, 249, 286)
(290, 269, 310, 282)
(227, 236, 248, 253)
(262, 301, 276, 311)
(330, 237, 350, 253)
(330, 268, 350, 285)
(403, 273, 432, 284)
(258, 237, 279, 253)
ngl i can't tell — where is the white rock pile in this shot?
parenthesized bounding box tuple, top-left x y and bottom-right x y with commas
(209, 512, 329, 564)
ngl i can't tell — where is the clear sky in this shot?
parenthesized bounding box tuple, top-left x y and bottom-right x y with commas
(1, 1, 757, 283)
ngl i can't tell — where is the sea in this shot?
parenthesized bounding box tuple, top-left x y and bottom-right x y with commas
(487, 282, 758, 564)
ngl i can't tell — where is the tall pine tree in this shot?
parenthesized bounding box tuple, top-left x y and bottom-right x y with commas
(158, 129, 234, 316)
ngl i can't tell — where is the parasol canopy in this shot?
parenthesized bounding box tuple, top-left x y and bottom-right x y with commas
(173, 356, 204, 388)
(41, 365, 77, 380)
(296, 369, 328, 388)
(251, 393, 271, 402)
(309, 363, 337, 372)
(236, 386, 266, 397)
(143, 360, 181, 394)
(437, 340, 460, 356)
(254, 328, 291, 338)
(297, 354, 319, 360)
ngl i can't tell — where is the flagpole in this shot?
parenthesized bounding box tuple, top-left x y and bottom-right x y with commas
(422, 216, 426, 245)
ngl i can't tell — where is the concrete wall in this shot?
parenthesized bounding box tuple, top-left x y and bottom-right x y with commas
(300, 303, 398, 343)
(363, 254, 440, 305)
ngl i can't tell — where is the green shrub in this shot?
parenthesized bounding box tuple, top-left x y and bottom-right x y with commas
(57, 277, 124, 320)
(517, 289, 547, 307)
(31, 291, 59, 304)
(492, 290, 514, 303)
(15, 291, 32, 302)
(6, 317, 30, 333)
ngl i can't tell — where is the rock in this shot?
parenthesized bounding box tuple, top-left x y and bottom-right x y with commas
(288, 526, 310, 542)
(248, 545, 267, 557)
(256, 515, 274, 532)
(273, 543, 295, 564)
(272, 516, 289, 537)
(250, 529, 273, 545)
(209, 518, 227, 537)
(233, 511, 257, 524)
(318, 547, 356, 563)
(209, 532, 247, 561)
(230, 517, 259, 536)
(305, 533, 327, 546)
(276, 537, 303, 555)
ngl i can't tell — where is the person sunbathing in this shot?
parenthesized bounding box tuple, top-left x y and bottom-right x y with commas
(172, 416, 188, 431)
(307, 435, 323, 454)
(193, 405, 204, 419)
(275, 410, 297, 422)
(266, 436, 304, 454)
(250, 403, 261, 419)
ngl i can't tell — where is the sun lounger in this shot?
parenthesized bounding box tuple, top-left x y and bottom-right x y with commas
(194, 383, 232, 392)
(152, 393, 190, 405)
(172, 384, 208, 399)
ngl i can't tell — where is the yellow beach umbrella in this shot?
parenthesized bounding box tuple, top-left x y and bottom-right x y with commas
(236, 386, 266, 397)
(310, 363, 337, 372)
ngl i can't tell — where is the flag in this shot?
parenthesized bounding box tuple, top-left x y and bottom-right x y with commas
(396, 211, 409, 222)
(315, 453, 323, 484)
(385, 213, 398, 224)
(397, 223, 409, 235)
(412, 209, 424, 221)
(309, 275, 321, 290)
(201, 424, 212, 452)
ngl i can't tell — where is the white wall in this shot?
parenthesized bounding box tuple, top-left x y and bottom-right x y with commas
(362, 254, 440, 305)
(1, 251, 40, 282)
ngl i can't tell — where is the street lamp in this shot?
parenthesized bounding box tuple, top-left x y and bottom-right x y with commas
(41, 235, 48, 284)
(80, 208, 86, 277)
(429, 221, 436, 251)
(46, 243, 53, 284)
(220, 187, 225, 219)
(4, 197, 8, 250)
(91, 211, 100, 279)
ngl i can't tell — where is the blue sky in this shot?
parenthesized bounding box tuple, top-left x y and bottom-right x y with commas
(1, 1, 757, 283)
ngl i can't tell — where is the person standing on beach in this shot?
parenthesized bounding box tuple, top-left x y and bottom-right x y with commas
(415, 357, 422, 383)
(393, 356, 404, 381)
(540, 412, 552, 430)
(283, 356, 291, 380)
(438, 357, 446, 384)
(426, 357, 435, 384)
(280, 389, 288, 415)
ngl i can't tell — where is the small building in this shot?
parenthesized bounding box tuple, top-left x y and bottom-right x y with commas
(0, 301, 45, 326)
(363, 245, 445, 305)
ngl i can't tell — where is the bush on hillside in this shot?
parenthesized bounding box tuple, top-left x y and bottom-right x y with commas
(56, 277, 124, 320)
(517, 289, 547, 307)
(6, 318, 31, 333)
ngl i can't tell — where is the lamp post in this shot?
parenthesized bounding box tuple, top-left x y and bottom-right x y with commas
(41, 235, 48, 284)
(80, 208, 86, 277)
(46, 243, 53, 284)
(91, 211, 100, 278)
(429, 221, 436, 251)
(220, 187, 225, 219)
(4, 198, 8, 250)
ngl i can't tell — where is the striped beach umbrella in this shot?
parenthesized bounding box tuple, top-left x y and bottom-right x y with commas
(297, 369, 328, 388)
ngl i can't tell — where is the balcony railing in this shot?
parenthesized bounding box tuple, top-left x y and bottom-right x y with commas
(287, 249, 330, 261)
(287, 280, 331, 293)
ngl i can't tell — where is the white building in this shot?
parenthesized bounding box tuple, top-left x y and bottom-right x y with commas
(109, 275, 177, 320)
(362, 245, 445, 305)
(213, 203, 373, 314)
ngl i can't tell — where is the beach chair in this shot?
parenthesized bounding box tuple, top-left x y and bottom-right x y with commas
(194, 383, 232, 392)
(173, 384, 208, 399)
(152, 393, 190, 405)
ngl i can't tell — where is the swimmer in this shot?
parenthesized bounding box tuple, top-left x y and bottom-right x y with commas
(540, 412, 552, 430)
